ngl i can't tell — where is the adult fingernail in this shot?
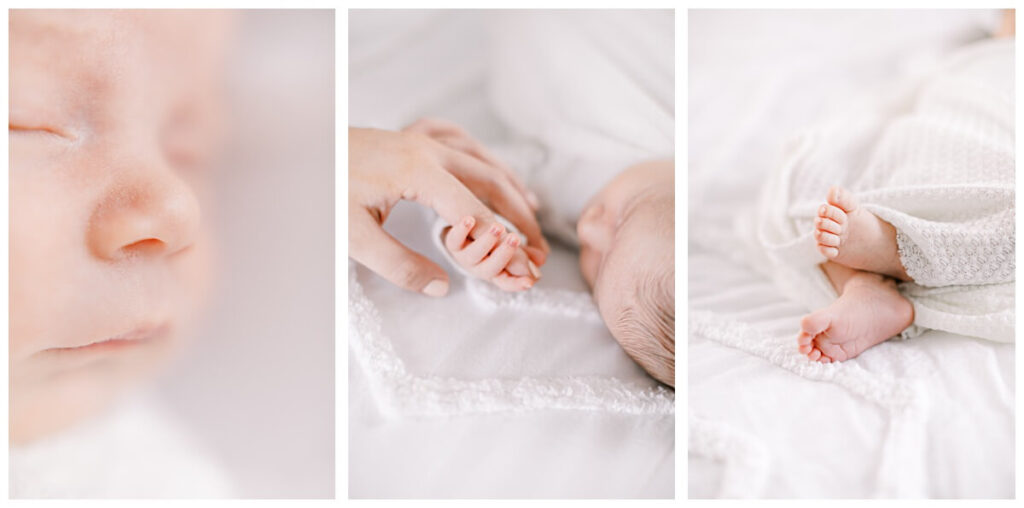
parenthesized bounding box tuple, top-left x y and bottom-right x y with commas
(528, 260, 542, 279)
(422, 279, 449, 297)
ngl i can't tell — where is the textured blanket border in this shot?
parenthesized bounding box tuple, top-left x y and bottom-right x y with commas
(689, 310, 931, 498)
(349, 265, 675, 418)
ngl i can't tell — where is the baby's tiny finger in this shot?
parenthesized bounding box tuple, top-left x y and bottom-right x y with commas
(445, 215, 476, 252)
(460, 222, 504, 265)
(476, 233, 520, 278)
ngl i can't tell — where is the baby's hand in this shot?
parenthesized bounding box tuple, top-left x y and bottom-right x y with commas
(444, 216, 538, 292)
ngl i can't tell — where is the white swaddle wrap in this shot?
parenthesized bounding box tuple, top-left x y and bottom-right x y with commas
(751, 38, 1014, 343)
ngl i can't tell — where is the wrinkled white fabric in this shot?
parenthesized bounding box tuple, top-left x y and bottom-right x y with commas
(752, 38, 1014, 343)
(488, 9, 674, 246)
(689, 250, 1012, 498)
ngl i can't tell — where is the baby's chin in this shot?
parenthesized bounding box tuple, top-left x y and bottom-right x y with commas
(9, 331, 181, 444)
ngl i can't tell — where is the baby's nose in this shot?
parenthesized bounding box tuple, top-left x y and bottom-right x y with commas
(87, 162, 200, 261)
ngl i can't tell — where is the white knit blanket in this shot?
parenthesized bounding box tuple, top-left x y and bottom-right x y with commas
(750, 38, 1014, 343)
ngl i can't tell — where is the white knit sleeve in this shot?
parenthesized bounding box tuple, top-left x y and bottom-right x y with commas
(892, 207, 1015, 287)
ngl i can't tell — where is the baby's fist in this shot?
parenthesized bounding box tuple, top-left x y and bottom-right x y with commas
(444, 216, 537, 291)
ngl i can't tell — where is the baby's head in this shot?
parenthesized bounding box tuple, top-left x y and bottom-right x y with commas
(9, 10, 231, 443)
(577, 160, 675, 387)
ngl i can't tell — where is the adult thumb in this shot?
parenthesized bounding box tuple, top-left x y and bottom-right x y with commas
(349, 210, 450, 297)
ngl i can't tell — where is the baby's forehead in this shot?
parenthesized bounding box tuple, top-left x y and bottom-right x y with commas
(621, 197, 674, 247)
(12, 12, 153, 86)
(596, 199, 674, 307)
(12, 11, 226, 68)
(13, 11, 140, 53)
(11, 11, 231, 110)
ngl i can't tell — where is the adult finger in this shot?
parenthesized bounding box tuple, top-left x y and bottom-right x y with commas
(405, 164, 500, 244)
(433, 134, 540, 211)
(405, 118, 540, 210)
(349, 207, 450, 297)
(503, 248, 538, 279)
(402, 155, 541, 273)
(523, 245, 547, 266)
(440, 147, 550, 263)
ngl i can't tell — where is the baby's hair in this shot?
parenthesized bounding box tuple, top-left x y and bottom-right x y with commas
(614, 269, 675, 387)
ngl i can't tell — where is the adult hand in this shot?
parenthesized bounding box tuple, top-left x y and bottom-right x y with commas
(349, 123, 549, 297)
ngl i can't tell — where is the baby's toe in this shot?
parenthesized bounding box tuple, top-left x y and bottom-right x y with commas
(815, 217, 842, 235)
(818, 245, 839, 259)
(826, 185, 858, 213)
(816, 340, 846, 362)
(818, 203, 847, 225)
(815, 230, 841, 247)
(797, 331, 813, 346)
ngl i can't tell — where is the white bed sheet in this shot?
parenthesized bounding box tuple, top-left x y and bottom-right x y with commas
(349, 10, 674, 498)
(688, 9, 1013, 498)
(689, 248, 1014, 498)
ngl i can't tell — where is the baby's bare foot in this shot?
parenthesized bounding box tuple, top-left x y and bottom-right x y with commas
(814, 186, 910, 281)
(796, 271, 914, 362)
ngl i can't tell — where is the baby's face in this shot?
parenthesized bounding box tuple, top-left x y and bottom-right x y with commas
(9, 10, 230, 443)
(577, 161, 674, 339)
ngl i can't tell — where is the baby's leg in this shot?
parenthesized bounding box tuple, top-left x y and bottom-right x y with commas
(814, 186, 911, 282)
(796, 261, 914, 362)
